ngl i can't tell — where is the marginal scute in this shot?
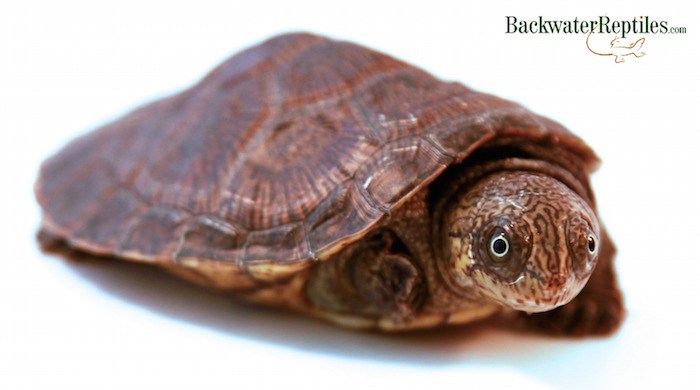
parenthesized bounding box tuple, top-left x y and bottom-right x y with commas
(306, 182, 352, 231)
(70, 189, 145, 250)
(243, 222, 313, 281)
(242, 222, 310, 263)
(307, 183, 384, 257)
(117, 207, 190, 260)
(175, 216, 246, 262)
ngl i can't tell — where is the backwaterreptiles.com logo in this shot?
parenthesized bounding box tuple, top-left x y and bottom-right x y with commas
(505, 16, 687, 63)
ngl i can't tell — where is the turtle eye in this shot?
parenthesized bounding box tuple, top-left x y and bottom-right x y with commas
(478, 218, 532, 281)
(486, 227, 515, 265)
(587, 234, 597, 255)
(566, 215, 600, 275)
(490, 234, 509, 258)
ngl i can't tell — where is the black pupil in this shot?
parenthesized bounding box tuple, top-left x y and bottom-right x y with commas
(588, 236, 596, 252)
(493, 237, 507, 254)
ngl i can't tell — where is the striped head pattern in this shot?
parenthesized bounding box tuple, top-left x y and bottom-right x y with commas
(442, 170, 600, 312)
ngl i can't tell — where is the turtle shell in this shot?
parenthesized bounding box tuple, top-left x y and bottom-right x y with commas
(36, 33, 599, 283)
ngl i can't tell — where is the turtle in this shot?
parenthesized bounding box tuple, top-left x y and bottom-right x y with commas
(35, 32, 624, 336)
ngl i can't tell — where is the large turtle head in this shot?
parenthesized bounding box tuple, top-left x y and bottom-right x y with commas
(441, 170, 600, 312)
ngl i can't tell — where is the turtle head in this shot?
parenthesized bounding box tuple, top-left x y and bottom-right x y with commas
(441, 171, 600, 313)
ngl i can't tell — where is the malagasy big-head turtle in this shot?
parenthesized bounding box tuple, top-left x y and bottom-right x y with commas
(36, 33, 624, 335)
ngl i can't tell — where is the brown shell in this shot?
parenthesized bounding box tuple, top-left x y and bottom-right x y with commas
(35, 32, 598, 281)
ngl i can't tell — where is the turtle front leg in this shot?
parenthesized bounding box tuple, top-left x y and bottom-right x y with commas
(517, 228, 625, 336)
(306, 229, 427, 326)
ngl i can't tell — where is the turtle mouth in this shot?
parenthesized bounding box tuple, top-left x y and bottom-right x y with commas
(500, 287, 573, 313)
(491, 269, 576, 312)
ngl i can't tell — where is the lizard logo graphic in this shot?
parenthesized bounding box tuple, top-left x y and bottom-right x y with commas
(586, 30, 646, 63)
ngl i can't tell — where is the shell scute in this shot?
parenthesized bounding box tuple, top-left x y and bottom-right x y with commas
(278, 39, 403, 106)
(354, 137, 452, 211)
(70, 189, 145, 251)
(117, 207, 190, 260)
(306, 182, 384, 257)
(242, 222, 311, 263)
(218, 97, 376, 230)
(175, 216, 245, 262)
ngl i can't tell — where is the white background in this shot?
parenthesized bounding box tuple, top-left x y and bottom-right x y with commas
(1, 1, 698, 389)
